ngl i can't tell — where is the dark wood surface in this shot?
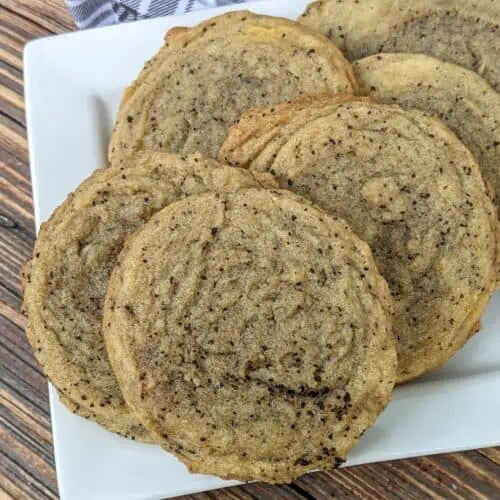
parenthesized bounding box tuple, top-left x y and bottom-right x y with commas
(1, 1, 500, 498)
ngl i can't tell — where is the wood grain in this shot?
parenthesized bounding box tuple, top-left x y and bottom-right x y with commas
(0, 2, 499, 499)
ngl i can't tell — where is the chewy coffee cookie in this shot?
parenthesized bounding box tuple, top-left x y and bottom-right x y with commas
(221, 94, 498, 382)
(109, 10, 357, 165)
(22, 152, 275, 440)
(300, 0, 500, 92)
(103, 189, 396, 483)
(354, 53, 500, 213)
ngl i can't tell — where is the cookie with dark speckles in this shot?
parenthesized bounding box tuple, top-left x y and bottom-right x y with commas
(21, 152, 276, 440)
(108, 10, 357, 165)
(354, 53, 500, 214)
(220, 94, 498, 383)
(103, 189, 396, 483)
(300, 0, 500, 92)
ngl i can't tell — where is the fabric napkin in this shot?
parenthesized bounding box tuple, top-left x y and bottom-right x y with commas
(66, 0, 248, 28)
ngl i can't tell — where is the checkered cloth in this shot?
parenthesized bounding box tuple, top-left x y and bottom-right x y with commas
(65, 0, 248, 28)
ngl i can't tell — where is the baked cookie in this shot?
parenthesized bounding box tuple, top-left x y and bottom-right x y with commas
(103, 189, 396, 483)
(300, 0, 500, 92)
(354, 53, 500, 213)
(22, 152, 275, 440)
(220, 94, 498, 382)
(108, 10, 357, 165)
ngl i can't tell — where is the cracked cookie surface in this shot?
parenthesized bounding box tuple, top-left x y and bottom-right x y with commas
(22, 152, 274, 440)
(103, 189, 396, 483)
(108, 10, 356, 166)
(220, 94, 498, 382)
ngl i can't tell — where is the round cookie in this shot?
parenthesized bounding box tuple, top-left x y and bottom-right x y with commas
(108, 10, 357, 166)
(353, 53, 500, 213)
(300, 0, 500, 92)
(22, 152, 276, 440)
(220, 94, 498, 382)
(103, 189, 396, 483)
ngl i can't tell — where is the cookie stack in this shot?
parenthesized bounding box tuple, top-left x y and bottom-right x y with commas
(23, 4, 500, 484)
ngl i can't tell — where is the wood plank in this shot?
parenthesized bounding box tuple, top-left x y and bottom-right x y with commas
(0, 63, 23, 93)
(479, 447, 500, 466)
(3, 1, 74, 35)
(1, 143, 32, 186)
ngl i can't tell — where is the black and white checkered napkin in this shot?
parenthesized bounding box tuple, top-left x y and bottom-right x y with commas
(65, 0, 248, 29)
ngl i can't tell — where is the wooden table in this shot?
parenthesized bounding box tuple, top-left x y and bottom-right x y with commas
(1, 1, 500, 498)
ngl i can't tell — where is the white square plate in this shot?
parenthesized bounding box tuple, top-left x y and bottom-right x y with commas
(24, 1, 500, 499)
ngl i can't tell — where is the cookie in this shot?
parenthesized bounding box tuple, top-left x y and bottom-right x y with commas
(108, 10, 357, 166)
(300, 0, 500, 92)
(22, 152, 275, 440)
(220, 94, 498, 382)
(103, 189, 396, 483)
(354, 53, 500, 213)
